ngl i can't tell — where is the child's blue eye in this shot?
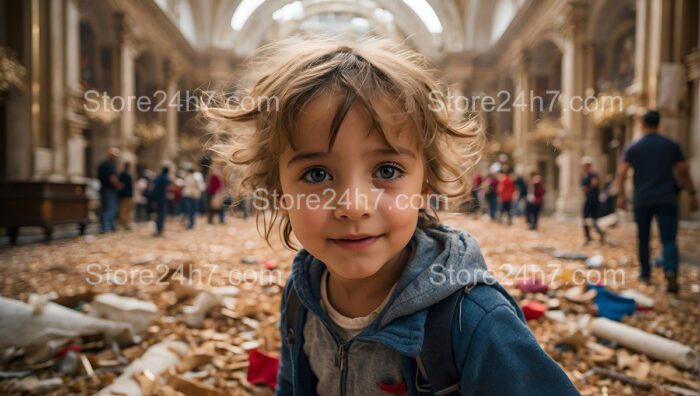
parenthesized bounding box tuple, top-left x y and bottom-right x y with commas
(374, 164, 403, 180)
(302, 168, 331, 183)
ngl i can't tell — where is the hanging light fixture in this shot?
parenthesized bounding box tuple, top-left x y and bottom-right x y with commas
(0, 46, 27, 93)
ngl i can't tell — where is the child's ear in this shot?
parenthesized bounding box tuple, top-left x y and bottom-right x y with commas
(421, 178, 432, 195)
(420, 179, 432, 210)
(278, 190, 289, 216)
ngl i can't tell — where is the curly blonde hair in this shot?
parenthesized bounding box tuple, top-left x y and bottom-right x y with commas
(203, 37, 483, 249)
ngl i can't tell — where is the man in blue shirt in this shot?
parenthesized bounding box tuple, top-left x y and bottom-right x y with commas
(152, 166, 171, 236)
(616, 111, 698, 293)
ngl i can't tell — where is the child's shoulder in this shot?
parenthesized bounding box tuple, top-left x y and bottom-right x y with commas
(461, 284, 516, 314)
(453, 283, 525, 337)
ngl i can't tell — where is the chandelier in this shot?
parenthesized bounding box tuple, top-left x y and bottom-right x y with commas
(85, 94, 119, 124)
(588, 90, 633, 126)
(135, 121, 166, 145)
(533, 117, 562, 142)
(0, 46, 27, 93)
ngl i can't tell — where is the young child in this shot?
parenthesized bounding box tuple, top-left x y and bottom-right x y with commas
(206, 38, 578, 396)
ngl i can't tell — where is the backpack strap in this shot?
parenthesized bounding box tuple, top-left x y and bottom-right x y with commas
(417, 287, 466, 396)
(284, 283, 304, 347)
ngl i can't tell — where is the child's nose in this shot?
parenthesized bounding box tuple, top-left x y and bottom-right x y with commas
(333, 187, 375, 221)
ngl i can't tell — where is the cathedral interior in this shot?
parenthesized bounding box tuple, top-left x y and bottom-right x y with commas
(0, 1, 699, 395)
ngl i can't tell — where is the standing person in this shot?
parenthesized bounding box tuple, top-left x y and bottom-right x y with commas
(207, 168, 226, 224)
(145, 170, 157, 220)
(484, 172, 499, 220)
(134, 170, 152, 222)
(526, 171, 545, 230)
(182, 167, 205, 229)
(199, 156, 212, 215)
(616, 110, 698, 292)
(152, 166, 171, 236)
(117, 162, 134, 230)
(514, 167, 528, 218)
(167, 173, 179, 215)
(469, 170, 483, 218)
(581, 156, 605, 245)
(602, 174, 616, 216)
(498, 169, 516, 225)
(97, 147, 122, 233)
(238, 194, 250, 219)
(174, 170, 186, 217)
(497, 153, 510, 172)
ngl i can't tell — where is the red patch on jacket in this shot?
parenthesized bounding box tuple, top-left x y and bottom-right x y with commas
(378, 381, 407, 394)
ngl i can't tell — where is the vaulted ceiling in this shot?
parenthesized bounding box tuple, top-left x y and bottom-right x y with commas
(155, 0, 526, 60)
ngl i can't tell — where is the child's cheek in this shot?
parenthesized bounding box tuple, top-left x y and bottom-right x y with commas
(378, 193, 421, 234)
(286, 199, 330, 241)
(379, 192, 422, 218)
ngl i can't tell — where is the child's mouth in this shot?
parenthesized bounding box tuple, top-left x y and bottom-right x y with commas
(330, 234, 381, 250)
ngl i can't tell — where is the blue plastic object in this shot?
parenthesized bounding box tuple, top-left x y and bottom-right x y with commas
(590, 284, 636, 321)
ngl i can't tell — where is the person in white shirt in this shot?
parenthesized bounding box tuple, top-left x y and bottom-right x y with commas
(182, 167, 205, 229)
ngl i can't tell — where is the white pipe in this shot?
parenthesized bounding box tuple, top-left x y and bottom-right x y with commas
(97, 340, 188, 396)
(591, 317, 697, 370)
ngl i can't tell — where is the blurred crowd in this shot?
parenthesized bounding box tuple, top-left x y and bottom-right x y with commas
(466, 153, 617, 236)
(91, 148, 251, 236)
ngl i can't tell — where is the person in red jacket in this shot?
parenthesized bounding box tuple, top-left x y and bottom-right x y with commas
(498, 168, 516, 225)
(207, 168, 225, 224)
(469, 170, 483, 218)
(484, 172, 499, 220)
(526, 171, 545, 230)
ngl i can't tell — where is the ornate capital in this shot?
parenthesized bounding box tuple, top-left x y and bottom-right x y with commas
(114, 12, 144, 55)
(513, 49, 531, 71)
(559, 0, 589, 42)
(163, 57, 182, 84)
(510, 49, 531, 83)
(65, 87, 85, 114)
(686, 50, 700, 81)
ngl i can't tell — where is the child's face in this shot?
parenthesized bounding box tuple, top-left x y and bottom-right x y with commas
(279, 92, 427, 280)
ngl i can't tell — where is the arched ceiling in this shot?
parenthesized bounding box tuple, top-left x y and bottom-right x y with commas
(157, 0, 525, 60)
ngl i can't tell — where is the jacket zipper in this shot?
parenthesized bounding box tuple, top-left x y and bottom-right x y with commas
(337, 340, 352, 396)
(311, 311, 364, 396)
(316, 318, 354, 396)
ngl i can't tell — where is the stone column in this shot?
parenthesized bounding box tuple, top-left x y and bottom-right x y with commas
(692, 77, 700, 207)
(6, 1, 33, 180)
(30, 0, 55, 179)
(511, 50, 535, 169)
(648, 0, 688, 147)
(691, 43, 700, 202)
(64, 0, 87, 179)
(115, 13, 139, 169)
(632, 0, 650, 96)
(629, 0, 651, 138)
(29, 0, 42, 178)
(632, 0, 687, 149)
(556, 1, 588, 216)
(48, 0, 66, 180)
(646, 0, 673, 110)
(582, 42, 604, 172)
(164, 58, 180, 163)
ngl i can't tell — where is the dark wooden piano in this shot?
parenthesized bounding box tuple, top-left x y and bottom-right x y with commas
(0, 181, 90, 244)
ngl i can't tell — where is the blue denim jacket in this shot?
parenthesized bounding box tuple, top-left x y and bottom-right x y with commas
(276, 225, 580, 395)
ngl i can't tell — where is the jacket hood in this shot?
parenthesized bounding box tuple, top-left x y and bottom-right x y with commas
(290, 225, 496, 356)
